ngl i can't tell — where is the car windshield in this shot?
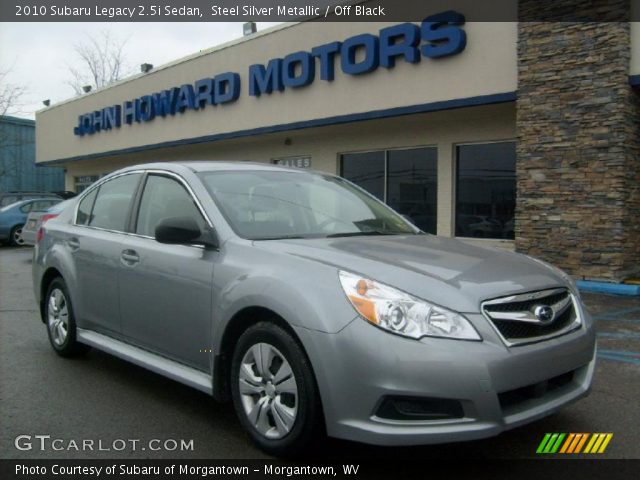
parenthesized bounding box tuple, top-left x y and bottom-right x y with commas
(199, 170, 418, 240)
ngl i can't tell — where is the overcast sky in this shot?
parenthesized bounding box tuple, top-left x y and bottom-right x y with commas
(0, 22, 281, 119)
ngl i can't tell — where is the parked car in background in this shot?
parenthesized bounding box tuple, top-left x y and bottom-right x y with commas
(51, 191, 77, 200)
(0, 191, 63, 207)
(22, 199, 74, 246)
(0, 198, 62, 246)
(456, 215, 503, 238)
(33, 162, 595, 456)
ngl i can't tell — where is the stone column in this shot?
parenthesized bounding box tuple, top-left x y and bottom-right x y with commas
(516, 0, 640, 281)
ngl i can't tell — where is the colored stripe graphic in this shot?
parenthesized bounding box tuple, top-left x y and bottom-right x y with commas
(559, 433, 575, 453)
(574, 433, 589, 453)
(543, 433, 559, 453)
(550, 433, 565, 453)
(536, 433, 552, 453)
(584, 434, 599, 453)
(597, 434, 613, 453)
(538, 433, 612, 454)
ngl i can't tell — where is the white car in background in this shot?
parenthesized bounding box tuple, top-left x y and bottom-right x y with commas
(22, 200, 73, 246)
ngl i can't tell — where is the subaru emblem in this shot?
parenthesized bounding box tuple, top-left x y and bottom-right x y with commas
(534, 305, 555, 323)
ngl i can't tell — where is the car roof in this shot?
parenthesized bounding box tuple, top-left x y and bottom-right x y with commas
(119, 161, 311, 174)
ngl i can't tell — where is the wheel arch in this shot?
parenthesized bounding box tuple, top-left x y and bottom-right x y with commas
(213, 306, 315, 405)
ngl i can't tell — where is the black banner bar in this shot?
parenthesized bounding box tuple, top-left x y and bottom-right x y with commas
(2, 459, 640, 480)
(2, 0, 639, 22)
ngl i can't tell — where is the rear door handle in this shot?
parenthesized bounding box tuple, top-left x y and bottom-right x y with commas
(68, 237, 80, 252)
(121, 249, 140, 265)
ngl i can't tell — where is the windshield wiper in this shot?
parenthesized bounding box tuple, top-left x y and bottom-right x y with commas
(253, 235, 310, 241)
(325, 231, 405, 238)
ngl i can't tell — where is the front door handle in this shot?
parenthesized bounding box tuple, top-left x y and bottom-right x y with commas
(121, 249, 140, 265)
(68, 237, 80, 252)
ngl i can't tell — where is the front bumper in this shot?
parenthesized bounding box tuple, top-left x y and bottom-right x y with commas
(294, 309, 596, 446)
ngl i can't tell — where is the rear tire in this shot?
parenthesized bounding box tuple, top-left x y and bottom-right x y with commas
(44, 277, 90, 357)
(231, 322, 322, 457)
(9, 224, 24, 246)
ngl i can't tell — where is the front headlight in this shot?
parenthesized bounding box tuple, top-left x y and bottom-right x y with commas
(339, 271, 481, 341)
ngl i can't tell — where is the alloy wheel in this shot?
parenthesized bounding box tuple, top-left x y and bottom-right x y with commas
(47, 288, 69, 346)
(238, 343, 298, 439)
(13, 226, 24, 246)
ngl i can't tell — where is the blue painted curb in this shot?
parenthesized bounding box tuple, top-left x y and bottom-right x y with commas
(576, 280, 640, 296)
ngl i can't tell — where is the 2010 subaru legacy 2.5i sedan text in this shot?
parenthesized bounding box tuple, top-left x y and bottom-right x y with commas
(33, 162, 596, 456)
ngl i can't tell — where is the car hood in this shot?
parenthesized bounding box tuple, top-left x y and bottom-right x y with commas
(253, 234, 567, 313)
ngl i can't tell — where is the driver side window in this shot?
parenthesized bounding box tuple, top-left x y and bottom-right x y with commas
(136, 174, 206, 238)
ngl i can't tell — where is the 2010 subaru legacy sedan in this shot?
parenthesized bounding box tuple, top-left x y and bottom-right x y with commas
(33, 162, 596, 456)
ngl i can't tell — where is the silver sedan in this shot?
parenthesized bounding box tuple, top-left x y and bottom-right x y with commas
(32, 162, 596, 456)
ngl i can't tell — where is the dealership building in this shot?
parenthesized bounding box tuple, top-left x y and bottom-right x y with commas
(36, 3, 640, 282)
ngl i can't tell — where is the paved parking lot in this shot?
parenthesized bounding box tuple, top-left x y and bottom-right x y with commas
(1, 246, 638, 459)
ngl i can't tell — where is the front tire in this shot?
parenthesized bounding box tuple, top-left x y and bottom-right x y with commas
(231, 322, 322, 457)
(45, 277, 90, 357)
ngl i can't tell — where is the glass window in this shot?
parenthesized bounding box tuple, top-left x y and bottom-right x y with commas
(387, 148, 438, 234)
(88, 173, 141, 232)
(341, 147, 438, 234)
(455, 142, 516, 239)
(20, 203, 33, 214)
(341, 151, 385, 201)
(136, 175, 206, 238)
(30, 200, 56, 212)
(76, 188, 98, 226)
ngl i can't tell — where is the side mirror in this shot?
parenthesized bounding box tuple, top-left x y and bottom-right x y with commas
(155, 216, 218, 248)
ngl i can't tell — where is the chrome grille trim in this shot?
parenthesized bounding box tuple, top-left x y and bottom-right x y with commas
(481, 288, 582, 347)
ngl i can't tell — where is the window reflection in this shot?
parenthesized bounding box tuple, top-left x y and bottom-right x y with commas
(340, 147, 438, 234)
(456, 142, 516, 240)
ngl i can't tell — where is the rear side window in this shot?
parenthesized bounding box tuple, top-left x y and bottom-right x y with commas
(20, 203, 33, 213)
(31, 200, 56, 212)
(76, 189, 98, 226)
(135, 174, 206, 238)
(86, 173, 141, 232)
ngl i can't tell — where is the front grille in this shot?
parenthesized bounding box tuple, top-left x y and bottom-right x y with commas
(482, 288, 580, 346)
(493, 305, 574, 339)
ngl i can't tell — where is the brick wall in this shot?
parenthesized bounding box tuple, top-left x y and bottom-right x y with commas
(516, 0, 640, 281)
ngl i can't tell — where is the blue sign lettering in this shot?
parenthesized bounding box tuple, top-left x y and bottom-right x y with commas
(311, 42, 341, 81)
(74, 13, 466, 136)
(421, 11, 467, 58)
(340, 34, 379, 75)
(379, 23, 421, 68)
(215, 72, 241, 104)
(249, 59, 283, 96)
(153, 88, 179, 117)
(282, 51, 315, 88)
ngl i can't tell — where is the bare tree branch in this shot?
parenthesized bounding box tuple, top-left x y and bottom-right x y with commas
(0, 68, 27, 117)
(66, 30, 131, 95)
